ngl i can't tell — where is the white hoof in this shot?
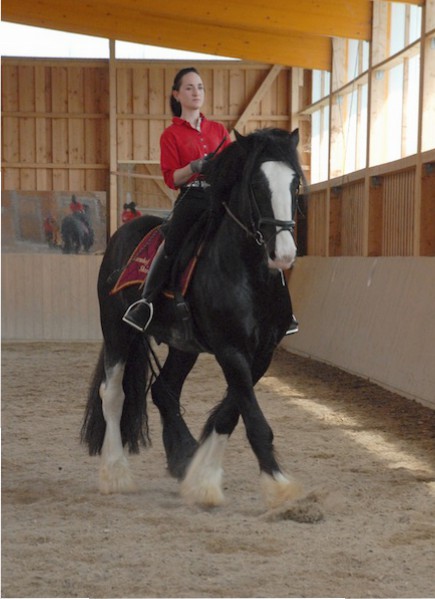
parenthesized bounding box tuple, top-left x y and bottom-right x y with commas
(180, 471, 225, 507)
(260, 471, 303, 508)
(180, 431, 228, 508)
(99, 457, 137, 494)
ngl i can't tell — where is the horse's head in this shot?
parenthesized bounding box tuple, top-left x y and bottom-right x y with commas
(204, 127, 305, 270)
(232, 128, 304, 270)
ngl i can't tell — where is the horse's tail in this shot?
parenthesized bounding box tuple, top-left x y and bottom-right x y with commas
(81, 336, 151, 455)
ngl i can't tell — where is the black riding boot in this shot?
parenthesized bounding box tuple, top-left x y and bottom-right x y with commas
(123, 243, 172, 332)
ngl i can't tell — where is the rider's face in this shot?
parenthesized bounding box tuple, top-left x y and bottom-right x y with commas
(173, 72, 205, 112)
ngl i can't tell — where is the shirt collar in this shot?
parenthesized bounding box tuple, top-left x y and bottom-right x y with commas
(172, 113, 206, 128)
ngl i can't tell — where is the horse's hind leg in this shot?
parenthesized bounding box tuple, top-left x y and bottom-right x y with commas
(99, 355, 136, 494)
(151, 348, 199, 479)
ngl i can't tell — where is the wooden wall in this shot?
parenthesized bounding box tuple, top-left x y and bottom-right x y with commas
(1, 60, 109, 192)
(307, 160, 435, 258)
(1, 254, 102, 341)
(1, 58, 294, 223)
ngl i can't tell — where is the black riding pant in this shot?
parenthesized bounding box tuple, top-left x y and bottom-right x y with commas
(164, 187, 209, 257)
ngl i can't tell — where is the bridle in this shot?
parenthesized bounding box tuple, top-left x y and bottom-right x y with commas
(222, 177, 301, 247)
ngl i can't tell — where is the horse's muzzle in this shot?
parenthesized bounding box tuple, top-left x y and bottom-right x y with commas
(269, 229, 297, 270)
(268, 256, 296, 271)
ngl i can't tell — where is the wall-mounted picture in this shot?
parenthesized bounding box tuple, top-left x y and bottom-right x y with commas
(1, 191, 107, 254)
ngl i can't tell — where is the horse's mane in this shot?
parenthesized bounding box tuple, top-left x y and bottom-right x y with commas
(204, 128, 304, 205)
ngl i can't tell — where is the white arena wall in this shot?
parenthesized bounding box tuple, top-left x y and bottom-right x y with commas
(2, 254, 434, 410)
(283, 256, 435, 411)
(1, 254, 103, 342)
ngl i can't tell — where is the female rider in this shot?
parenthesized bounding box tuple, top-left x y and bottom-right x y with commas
(123, 67, 231, 331)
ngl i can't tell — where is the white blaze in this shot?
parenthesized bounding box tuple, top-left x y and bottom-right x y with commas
(260, 161, 297, 270)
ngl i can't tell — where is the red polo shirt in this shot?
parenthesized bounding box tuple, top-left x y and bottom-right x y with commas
(160, 115, 231, 189)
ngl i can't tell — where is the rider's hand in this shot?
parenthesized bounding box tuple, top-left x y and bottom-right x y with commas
(190, 158, 205, 174)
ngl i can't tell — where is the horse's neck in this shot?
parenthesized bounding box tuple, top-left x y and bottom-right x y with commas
(210, 207, 264, 270)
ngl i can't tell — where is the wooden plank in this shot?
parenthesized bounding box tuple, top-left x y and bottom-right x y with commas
(132, 68, 149, 160)
(52, 118, 69, 164)
(329, 189, 342, 256)
(2, 65, 19, 112)
(51, 66, 68, 112)
(420, 166, 435, 256)
(52, 169, 69, 190)
(229, 68, 245, 123)
(368, 176, 383, 257)
(2, 117, 20, 164)
(148, 68, 165, 161)
(116, 67, 133, 160)
(67, 68, 86, 188)
(212, 69, 226, 118)
(18, 65, 35, 112)
(1, 163, 108, 169)
(2, 169, 20, 190)
(34, 65, 50, 189)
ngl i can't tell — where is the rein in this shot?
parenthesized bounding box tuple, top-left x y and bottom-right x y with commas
(222, 202, 265, 246)
(221, 182, 296, 247)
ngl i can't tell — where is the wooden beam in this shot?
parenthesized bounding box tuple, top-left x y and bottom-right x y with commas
(109, 39, 118, 236)
(233, 65, 283, 132)
(102, 0, 372, 41)
(3, 0, 332, 70)
(3, 0, 373, 41)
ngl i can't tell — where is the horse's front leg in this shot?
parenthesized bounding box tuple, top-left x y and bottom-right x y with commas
(181, 350, 301, 508)
(99, 358, 136, 494)
(180, 390, 238, 507)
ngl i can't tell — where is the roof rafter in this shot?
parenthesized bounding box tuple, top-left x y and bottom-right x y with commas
(110, 0, 372, 41)
(4, 0, 422, 70)
(3, 0, 333, 69)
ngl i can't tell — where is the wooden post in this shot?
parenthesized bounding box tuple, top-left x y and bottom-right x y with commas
(109, 39, 118, 237)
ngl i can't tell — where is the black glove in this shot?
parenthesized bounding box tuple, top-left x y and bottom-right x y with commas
(190, 158, 204, 174)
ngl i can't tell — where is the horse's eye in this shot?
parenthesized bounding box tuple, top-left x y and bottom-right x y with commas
(291, 179, 300, 196)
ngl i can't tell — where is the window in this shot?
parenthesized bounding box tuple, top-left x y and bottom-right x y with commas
(312, 70, 330, 103)
(308, 2, 426, 179)
(311, 106, 329, 183)
(330, 82, 368, 177)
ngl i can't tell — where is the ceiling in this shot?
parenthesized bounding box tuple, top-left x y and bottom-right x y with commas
(2, 0, 421, 71)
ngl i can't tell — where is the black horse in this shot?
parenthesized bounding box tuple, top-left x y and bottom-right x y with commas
(82, 128, 305, 509)
(61, 211, 94, 254)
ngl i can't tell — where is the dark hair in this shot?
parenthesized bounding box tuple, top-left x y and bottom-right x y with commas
(170, 67, 200, 117)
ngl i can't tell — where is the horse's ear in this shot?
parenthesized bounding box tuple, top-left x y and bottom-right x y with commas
(234, 129, 249, 152)
(290, 128, 300, 149)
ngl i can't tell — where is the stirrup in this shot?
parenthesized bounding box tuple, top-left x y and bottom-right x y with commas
(122, 299, 154, 332)
(285, 316, 299, 336)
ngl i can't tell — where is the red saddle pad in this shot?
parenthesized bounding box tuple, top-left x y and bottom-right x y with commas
(110, 226, 200, 298)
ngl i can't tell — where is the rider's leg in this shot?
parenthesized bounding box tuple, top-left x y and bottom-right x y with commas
(123, 187, 208, 332)
(123, 242, 172, 332)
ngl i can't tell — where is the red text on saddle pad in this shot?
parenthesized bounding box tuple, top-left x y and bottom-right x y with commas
(110, 226, 199, 297)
